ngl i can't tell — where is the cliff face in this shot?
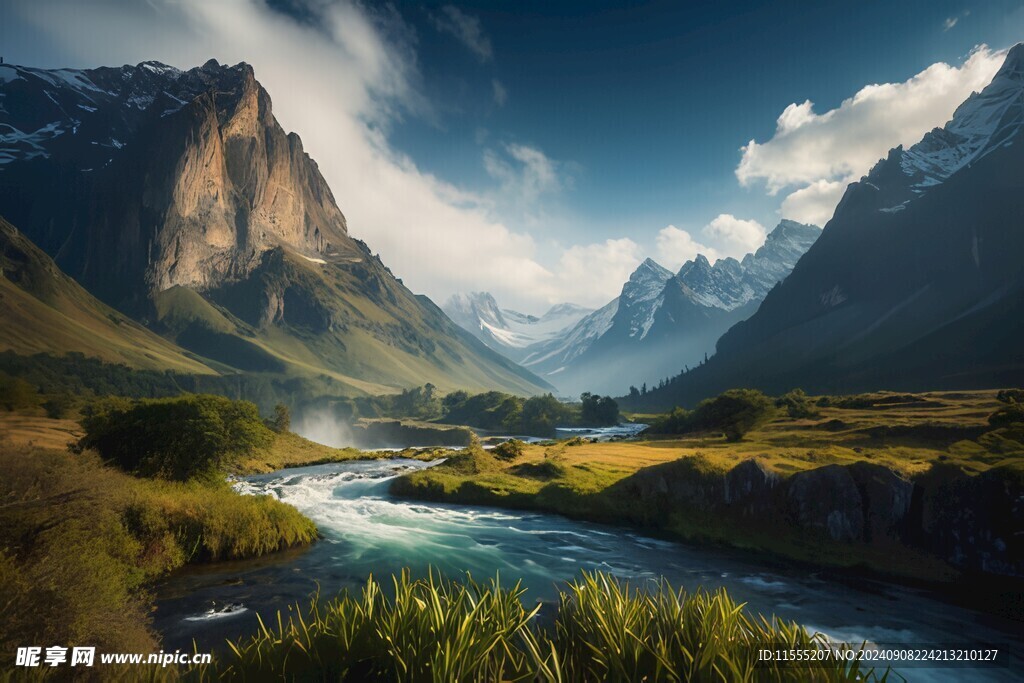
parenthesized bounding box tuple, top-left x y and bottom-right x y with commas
(0, 60, 550, 396)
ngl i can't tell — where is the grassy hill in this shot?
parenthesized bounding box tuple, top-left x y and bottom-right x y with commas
(0, 217, 217, 375)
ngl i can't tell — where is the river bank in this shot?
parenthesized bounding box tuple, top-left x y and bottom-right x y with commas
(155, 458, 1022, 682)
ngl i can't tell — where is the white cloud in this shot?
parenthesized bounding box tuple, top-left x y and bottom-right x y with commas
(484, 142, 564, 203)
(701, 214, 766, 256)
(778, 179, 845, 226)
(492, 78, 508, 106)
(554, 239, 643, 303)
(944, 10, 969, 32)
(736, 45, 1005, 216)
(431, 5, 493, 62)
(7, 0, 614, 311)
(655, 214, 766, 271)
(656, 225, 716, 270)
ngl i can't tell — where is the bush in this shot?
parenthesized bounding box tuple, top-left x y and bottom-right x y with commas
(997, 389, 1024, 404)
(78, 394, 274, 480)
(493, 439, 526, 461)
(270, 402, 291, 432)
(777, 388, 819, 419)
(688, 389, 776, 441)
(647, 407, 691, 434)
(647, 389, 775, 441)
(0, 372, 39, 411)
(989, 402, 1024, 429)
(41, 392, 75, 419)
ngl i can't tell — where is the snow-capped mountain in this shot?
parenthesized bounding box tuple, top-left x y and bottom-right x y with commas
(520, 222, 819, 396)
(0, 60, 250, 173)
(899, 44, 1024, 193)
(442, 292, 593, 361)
(613, 258, 676, 340)
(519, 298, 618, 372)
(632, 43, 1024, 409)
(0, 58, 552, 397)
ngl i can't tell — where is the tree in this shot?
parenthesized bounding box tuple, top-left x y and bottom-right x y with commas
(520, 394, 571, 437)
(271, 403, 291, 433)
(78, 394, 274, 481)
(689, 389, 775, 441)
(628, 386, 640, 399)
(648, 389, 775, 441)
(777, 388, 818, 419)
(0, 373, 39, 411)
(580, 392, 620, 426)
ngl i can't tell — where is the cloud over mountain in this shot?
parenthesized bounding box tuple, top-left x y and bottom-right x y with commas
(737, 45, 1004, 225)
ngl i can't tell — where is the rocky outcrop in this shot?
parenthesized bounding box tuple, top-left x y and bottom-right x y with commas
(608, 456, 1022, 578)
(786, 465, 865, 542)
(910, 463, 1023, 577)
(846, 461, 913, 542)
(724, 458, 780, 516)
(351, 419, 474, 449)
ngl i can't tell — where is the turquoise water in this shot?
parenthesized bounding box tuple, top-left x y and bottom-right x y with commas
(154, 458, 1020, 681)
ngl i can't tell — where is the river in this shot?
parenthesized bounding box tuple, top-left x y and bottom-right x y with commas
(154, 457, 1020, 681)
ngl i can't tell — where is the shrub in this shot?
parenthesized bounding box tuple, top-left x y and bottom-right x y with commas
(270, 402, 291, 432)
(493, 439, 526, 461)
(78, 394, 274, 481)
(688, 389, 776, 441)
(646, 407, 691, 434)
(41, 392, 75, 419)
(989, 402, 1024, 429)
(777, 388, 819, 419)
(0, 372, 39, 411)
(996, 389, 1024, 404)
(647, 390, 775, 441)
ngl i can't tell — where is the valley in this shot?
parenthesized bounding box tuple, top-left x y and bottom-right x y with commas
(0, 10, 1022, 680)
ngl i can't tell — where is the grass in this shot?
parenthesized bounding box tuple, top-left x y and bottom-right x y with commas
(0, 218, 218, 375)
(0, 444, 318, 664)
(189, 569, 879, 682)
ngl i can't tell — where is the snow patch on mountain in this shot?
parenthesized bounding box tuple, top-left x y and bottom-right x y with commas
(899, 43, 1024, 192)
(443, 292, 594, 355)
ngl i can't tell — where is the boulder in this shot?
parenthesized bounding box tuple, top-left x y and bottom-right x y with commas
(846, 462, 913, 542)
(785, 465, 864, 542)
(724, 458, 780, 516)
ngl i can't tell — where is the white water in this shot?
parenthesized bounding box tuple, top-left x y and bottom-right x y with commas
(155, 459, 1020, 681)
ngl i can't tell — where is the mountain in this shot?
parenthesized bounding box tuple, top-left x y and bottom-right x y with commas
(0, 215, 216, 374)
(442, 292, 592, 362)
(0, 59, 550, 396)
(522, 223, 819, 396)
(631, 43, 1024, 409)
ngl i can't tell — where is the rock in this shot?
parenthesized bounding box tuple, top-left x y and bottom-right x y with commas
(785, 465, 864, 542)
(724, 458, 779, 516)
(913, 463, 1023, 577)
(846, 462, 913, 542)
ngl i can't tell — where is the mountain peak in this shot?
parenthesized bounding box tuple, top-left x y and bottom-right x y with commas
(631, 258, 672, 281)
(996, 42, 1024, 79)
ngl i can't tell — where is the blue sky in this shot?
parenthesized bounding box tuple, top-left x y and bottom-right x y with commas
(4, 0, 1023, 311)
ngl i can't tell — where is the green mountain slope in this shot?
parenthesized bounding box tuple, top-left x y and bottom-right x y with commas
(0, 217, 217, 375)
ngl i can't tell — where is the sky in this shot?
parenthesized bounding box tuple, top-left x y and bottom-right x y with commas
(3, 0, 1023, 312)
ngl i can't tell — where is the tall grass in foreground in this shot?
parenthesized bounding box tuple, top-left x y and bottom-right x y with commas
(191, 570, 885, 682)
